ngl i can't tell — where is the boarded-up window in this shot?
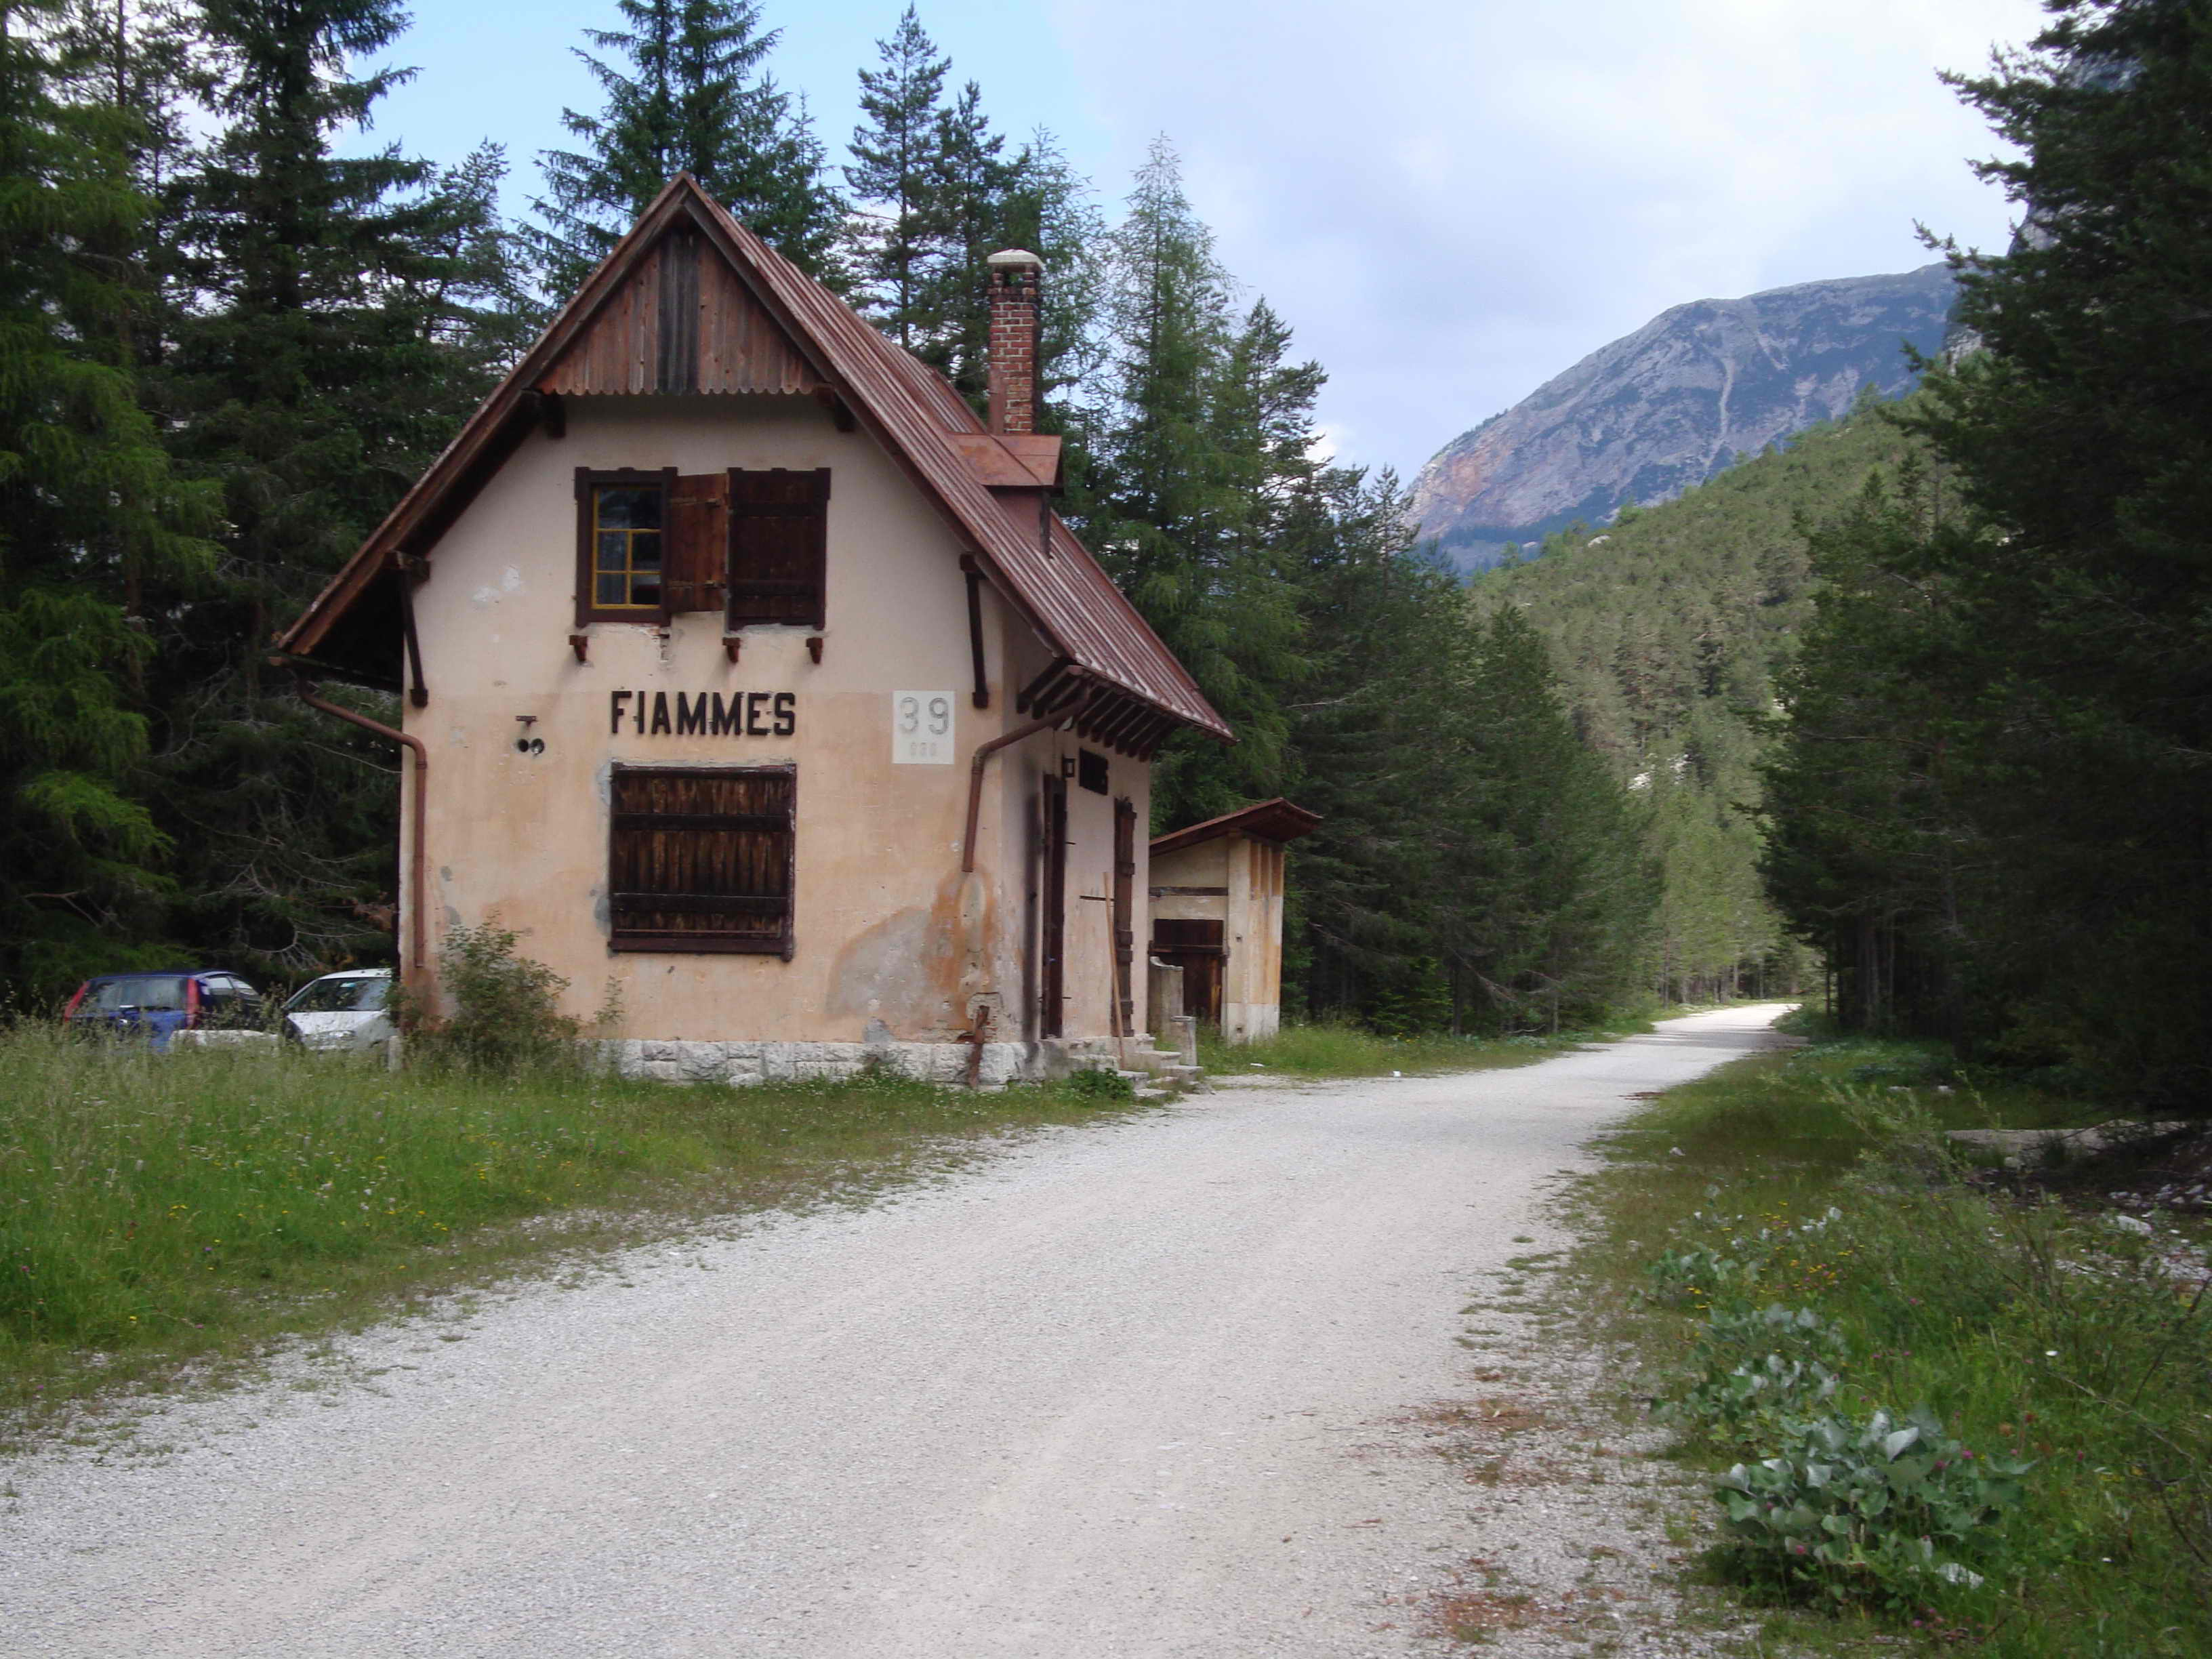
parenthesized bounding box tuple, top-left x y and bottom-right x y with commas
(726, 468, 829, 630)
(609, 766, 795, 957)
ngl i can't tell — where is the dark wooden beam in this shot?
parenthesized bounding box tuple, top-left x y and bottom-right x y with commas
(398, 566, 428, 708)
(1017, 656, 1073, 715)
(964, 565, 990, 709)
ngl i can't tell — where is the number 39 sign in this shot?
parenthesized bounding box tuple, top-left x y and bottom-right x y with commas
(891, 691, 955, 764)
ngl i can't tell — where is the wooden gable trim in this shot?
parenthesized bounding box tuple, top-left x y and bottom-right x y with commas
(279, 176, 1227, 749)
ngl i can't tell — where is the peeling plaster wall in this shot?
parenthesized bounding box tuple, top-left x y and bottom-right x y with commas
(398, 392, 1143, 1052)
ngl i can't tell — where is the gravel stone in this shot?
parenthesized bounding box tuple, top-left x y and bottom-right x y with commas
(1, 1006, 1793, 1656)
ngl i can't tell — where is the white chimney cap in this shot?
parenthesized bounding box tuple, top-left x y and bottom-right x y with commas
(987, 248, 1044, 271)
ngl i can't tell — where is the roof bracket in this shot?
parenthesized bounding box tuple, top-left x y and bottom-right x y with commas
(812, 387, 855, 432)
(964, 562, 990, 710)
(398, 563, 430, 708)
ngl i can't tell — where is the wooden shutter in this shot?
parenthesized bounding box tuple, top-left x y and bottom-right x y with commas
(609, 766, 795, 957)
(726, 467, 829, 630)
(663, 472, 729, 614)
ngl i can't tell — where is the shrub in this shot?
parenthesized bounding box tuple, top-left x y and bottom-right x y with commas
(1714, 1406, 2033, 1609)
(1065, 1065, 1136, 1103)
(400, 920, 613, 1073)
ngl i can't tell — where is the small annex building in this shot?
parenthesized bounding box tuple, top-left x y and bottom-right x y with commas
(276, 174, 1231, 1085)
(1147, 798, 1319, 1044)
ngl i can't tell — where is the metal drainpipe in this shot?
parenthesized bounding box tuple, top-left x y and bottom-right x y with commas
(958, 685, 1099, 1082)
(961, 686, 1096, 875)
(295, 681, 430, 991)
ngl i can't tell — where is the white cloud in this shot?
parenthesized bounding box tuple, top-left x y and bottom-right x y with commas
(1046, 0, 2046, 475)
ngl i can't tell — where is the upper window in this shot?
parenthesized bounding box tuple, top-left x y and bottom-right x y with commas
(608, 764, 796, 957)
(574, 466, 830, 631)
(575, 468, 674, 623)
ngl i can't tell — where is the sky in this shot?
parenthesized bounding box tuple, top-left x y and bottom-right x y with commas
(356, 0, 2050, 480)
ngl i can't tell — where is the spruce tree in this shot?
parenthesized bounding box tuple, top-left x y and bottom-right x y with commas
(144, 0, 531, 975)
(0, 0, 217, 998)
(533, 0, 842, 293)
(1088, 141, 1303, 826)
(842, 3, 947, 350)
(1762, 0, 2212, 1099)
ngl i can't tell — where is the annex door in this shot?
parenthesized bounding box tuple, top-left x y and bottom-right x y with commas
(1039, 775, 1068, 1039)
(1151, 918, 1224, 1023)
(1113, 798, 1137, 1036)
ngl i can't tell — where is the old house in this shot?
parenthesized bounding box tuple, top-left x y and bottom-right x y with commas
(1148, 798, 1319, 1044)
(275, 175, 1230, 1084)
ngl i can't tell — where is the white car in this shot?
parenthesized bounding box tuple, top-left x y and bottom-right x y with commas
(283, 968, 395, 1054)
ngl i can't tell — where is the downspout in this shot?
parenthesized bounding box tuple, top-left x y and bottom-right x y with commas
(958, 684, 1100, 1083)
(962, 684, 1099, 874)
(295, 680, 430, 992)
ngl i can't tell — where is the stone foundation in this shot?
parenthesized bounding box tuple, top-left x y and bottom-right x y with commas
(600, 1038, 1036, 1088)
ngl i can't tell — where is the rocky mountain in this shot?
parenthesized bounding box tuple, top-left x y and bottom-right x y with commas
(1410, 264, 1954, 570)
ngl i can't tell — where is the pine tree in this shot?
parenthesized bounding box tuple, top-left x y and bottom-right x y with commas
(842, 3, 947, 350)
(533, 0, 842, 294)
(0, 0, 217, 998)
(911, 79, 1014, 401)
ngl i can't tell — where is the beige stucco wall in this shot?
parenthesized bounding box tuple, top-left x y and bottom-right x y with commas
(398, 392, 1148, 1050)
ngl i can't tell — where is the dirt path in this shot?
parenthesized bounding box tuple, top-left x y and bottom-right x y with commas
(3, 1006, 1791, 1658)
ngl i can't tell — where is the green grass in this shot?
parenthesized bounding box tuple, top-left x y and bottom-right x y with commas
(1565, 1019, 2212, 1656)
(0, 1025, 1147, 1432)
(1199, 1013, 1652, 1078)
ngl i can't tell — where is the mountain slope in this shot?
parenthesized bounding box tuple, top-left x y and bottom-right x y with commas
(1471, 392, 1933, 999)
(1412, 264, 1953, 569)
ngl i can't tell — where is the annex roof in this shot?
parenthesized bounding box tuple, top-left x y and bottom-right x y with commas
(274, 173, 1230, 750)
(1150, 798, 1322, 857)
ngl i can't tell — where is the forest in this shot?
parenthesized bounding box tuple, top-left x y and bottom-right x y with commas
(7, 0, 2205, 1084)
(0, 0, 1652, 1035)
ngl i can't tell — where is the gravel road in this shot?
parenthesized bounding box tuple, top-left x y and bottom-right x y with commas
(3, 1004, 1791, 1658)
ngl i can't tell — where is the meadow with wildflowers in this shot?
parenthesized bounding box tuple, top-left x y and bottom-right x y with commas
(1572, 1017, 2212, 1655)
(0, 1023, 1146, 1430)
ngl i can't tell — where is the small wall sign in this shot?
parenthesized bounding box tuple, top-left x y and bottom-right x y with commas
(892, 691, 955, 764)
(610, 689, 795, 737)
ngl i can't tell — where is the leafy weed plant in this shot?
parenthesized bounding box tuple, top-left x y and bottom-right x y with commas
(1566, 1025, 2212, 1655)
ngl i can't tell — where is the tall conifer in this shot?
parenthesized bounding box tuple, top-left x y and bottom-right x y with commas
(0, 0, 216, 996)
(146, 0, 531, 972)
(533, 0, 842, 293)
(843, 4, 947, 350)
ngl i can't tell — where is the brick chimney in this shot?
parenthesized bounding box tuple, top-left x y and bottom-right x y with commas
(985, 249, 1043, 435)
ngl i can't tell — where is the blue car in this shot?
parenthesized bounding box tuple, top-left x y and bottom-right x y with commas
(62, 970, 266, 1050)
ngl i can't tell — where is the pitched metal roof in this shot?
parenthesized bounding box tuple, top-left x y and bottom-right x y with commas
(1151, 798, 1322, 856)
(276, 174, 1231, 746)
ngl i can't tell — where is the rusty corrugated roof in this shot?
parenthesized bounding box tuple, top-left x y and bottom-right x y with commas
(1151, 798, 1322, 856)
(276, 173, 1231, 745)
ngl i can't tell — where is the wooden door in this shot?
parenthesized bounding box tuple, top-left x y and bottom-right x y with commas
(1150, 918, 1225, 1024)
(1113, 798, 1136, 1036)
(1040, 775, 1067, 1038)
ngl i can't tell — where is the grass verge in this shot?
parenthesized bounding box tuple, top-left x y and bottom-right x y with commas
(1199, 1012, 1654, 1078)
(1565, 1013, 2212, 1656)
(0, 1024, 1147, 1437)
